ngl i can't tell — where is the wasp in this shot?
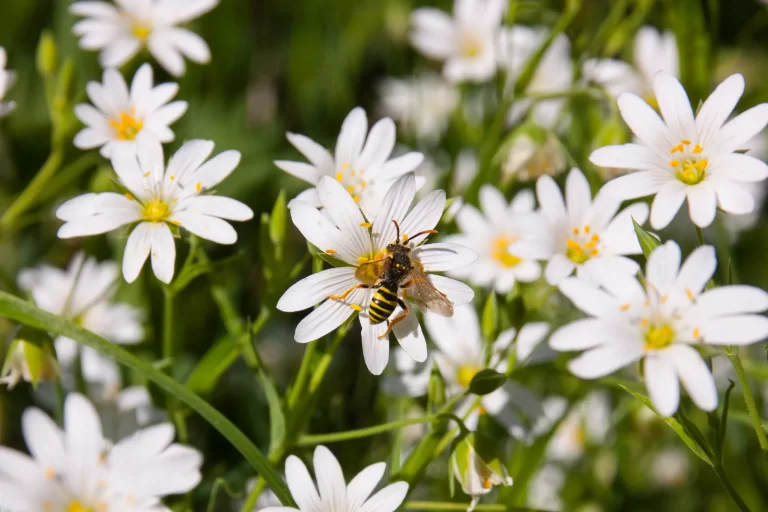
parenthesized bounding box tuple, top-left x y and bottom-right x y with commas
(328, 220, 454, 339)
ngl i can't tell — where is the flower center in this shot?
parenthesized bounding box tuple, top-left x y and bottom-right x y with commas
(457, 365, 480, 388)
(336, 163, 368, 203)
(566, 226, 600, 264)
(669, 140, 707, 185)
(490, 236, 521, 268)
(132, 22, 152, 40)
(109, 108, 144, 141)
(142, 199, 171, 222)
(644, 323, 675, 351)
(66, 501, 96, 512)
(460, 33, 482, 58)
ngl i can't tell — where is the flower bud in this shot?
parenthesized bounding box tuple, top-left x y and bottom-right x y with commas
(450, 433, 513, 510)
(36, 31, 58, 78)
(497, 125, 565, 183)
(1, 330, 58, 389)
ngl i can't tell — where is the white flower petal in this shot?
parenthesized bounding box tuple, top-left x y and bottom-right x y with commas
(565, 168, 592, 220)
(313, 446, 347, 512)
(287, 131, 334, 171)
(646, 240, 681, 291)
(22, 408, 66, 470)
(171, 211, 238, 245)
(393, 308, 427, 363)
(411, 242, 476, 272)
(653, 72, 695, 142)
(601, 170, 669, 201)
(701, 315, 768, 345)
(516, 322, 550, 361)
(600, 202, 651, 255)
(185, 196, 253, 221)
(65, 393, 104, 475)
(589, 143, 662, 170)
(277, 267, 358, 312)
(568, 341, 643, 379)
(192, 150, 242, 189)
(692, 285, 768, 317)
(359, 482, 409, 512)
(347, 463, 386, 510)
(479, 185, 508, 220)
(536, 175, 566, 224)
(558, 277, 619, 317)
(285, 455, 322, 511)
(617, 92, 675, 155)
(289, 201, 357, 265)
(400, 189, 446, 241)
(165, 28, 211, 63)
(428, 274, 474, 306)
(545, 254, 576, 285)
(666, 344, 717, 412)
(716, 103, 768, 154)
(711, 153, 768, 182)
(295, 295, 360, 344)
(650, 180, 686, 229)
(149, 222, 176, 284)
(317, 176, 372, 258)
(674, 245, 715, 297)
(686, 183, 717, 228)
(335, 107, 368, 168)
(644, 354, 680, 417)
(149, 36, 186, 77)
(123, 222, 152, 283)
(360, 314, 390, 375)
(714, 179, 755, 215)
(550, 319, 613, 351)
(695, 73, 744, 149)
(372, 173, 416, 250)
(358, 117, 396, 170)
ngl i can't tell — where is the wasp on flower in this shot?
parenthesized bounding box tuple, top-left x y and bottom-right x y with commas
(278, 173, 476, 375)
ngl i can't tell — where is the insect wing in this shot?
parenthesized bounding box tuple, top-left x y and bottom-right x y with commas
(407, 272, 453, 317)
(355, 257, 390, 286)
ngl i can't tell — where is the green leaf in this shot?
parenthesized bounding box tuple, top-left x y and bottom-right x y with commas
(469, 369, 506, 395)
(427, 364, 446, 413)
(481, 292, 498, 343)
(0, 291, 294, 506)
(717, 379, 736, 463)
(185, 336, 241, 395)
(258, 364, 286, 451)
(618, 384, 712, 465)
(270, 190, 288, 246)
(633, 218, 661, 259)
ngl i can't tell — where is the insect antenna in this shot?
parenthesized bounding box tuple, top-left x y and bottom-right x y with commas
(407, 229, 439, 243)
(392, 219, 401, 244)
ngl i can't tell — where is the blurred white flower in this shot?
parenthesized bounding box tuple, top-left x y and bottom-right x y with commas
(70, 0, 219, 77)
(0, 393, 202, 511)
(277, 173, 475, 375)
(378, 73, 459, 143)
(57, 134, 253, 284)
(445, 185, 548, 294)
(547, 391, 611, 463)
(276, 107, 424, 218)
(722, 131, 768, 235)
(262, 445, 408, 512)
(591, 72, 768, 229)
(74, 63, 187, 158)
(499, 26, 573, 128)
(18, 252, 143, 398)
(583, 26, 679, 104)
(551, 241, 768, 416)
(535, 168, 649, 286)
(419, 304, 552, 443)
(501, 131, 566, 182)
(0, 47, 16, 118)
(527, 463, 565, 511)
(651, 448, 690, 488)
(409, 0, 507, 83)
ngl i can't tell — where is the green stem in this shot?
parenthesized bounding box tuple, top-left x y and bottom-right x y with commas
(37, 152, 101, 204)
(240, 477, 267, 512)
(296, 415, 438, 446)
(403, 503, 547, 512)
(286, 342, 317, 410)
(695, 226, 706, 247)
(0, 291, 293, 505)
(0, 150, 64, 231)
(712, 463, 752, 512)
(726, 347, 768, 450)
(162, 287, 175, 364)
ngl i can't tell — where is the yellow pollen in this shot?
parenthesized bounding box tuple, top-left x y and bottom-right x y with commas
(482, 478, 493, 489)
(681, 139, 691, 145)
(686, 289, 695, 301)
(620, 303, 630, 311)
(357, 256, 369, 263)
(402, 233, 410, 242)
(640, 318, 649, 327)
(195, 182, 202, 193)
(669, 160, 680, 167)
(460, 35, 482, 57)
(341, 163, 351, 169)
(693, 144, 703, 154)
(336, 172, 343, 181)
(124, 193, 134, 201)
(350, 304, 363, 311)
(359, 222, 372, 228)
(353, 195, 360, 203)
(565, 236, 598, 264)
(325, 249, 337, 255)
(644, 323, 675, 351)
(457, 365, 480, 388)
(361, 180, 367, 188)
(661, 295, 668, 304)
(132, 23, 151, 40)
(347, 185, 355, 193)
(670, 144, 684, 153)
(143, 172, 150, 177)
(170, 219, 180, 226)
(43, 502, 54, 512)
(351, 170, 356, 177)
(44, 466, 56, 479)
(142, 199, 171, 222)
(477, 405, 487, 415)
(169, 175, 175, 181)
(491, 236, 522, 268)
(108, 108, 143, 140)
(693, 328, 701, 339)
(66, 501, 96, 512)
(572, 227, 579, 235)
(584, 225, 591, 234)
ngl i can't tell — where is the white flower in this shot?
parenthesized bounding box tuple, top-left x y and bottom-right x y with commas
(0, 392, 202, 511)
(535, 168, 649, 286)
(277, 173, 476, 375)
(409, 0, 507, 83)
(18, 252, 143, 397)
(550, 241, 768, 416)
(70, 0, 218, 77)
(547, 391, 611, 463)
(275, 107, 424, 218)
(722, 132, 768, 235)
(501, 131, 567, 182)
(262, 445, 408, 512)
(0, 47, 16, 118)
(527, 464, 565, 512)
(378, 73, 459, 143)
(74, 63, 187, 158)
(590, 72, 768, 229)
(419, 304, 552, 443)
(498, 26, 573, 128)
(651, 448, 689, 488)
(583, 26, 679, 103)
(0, 339, 58, 389)
(445, 185, 548, 294)
(56, 133, 254, 284)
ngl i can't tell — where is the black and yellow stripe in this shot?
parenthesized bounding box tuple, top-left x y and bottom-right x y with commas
(368, 285, 398, 325)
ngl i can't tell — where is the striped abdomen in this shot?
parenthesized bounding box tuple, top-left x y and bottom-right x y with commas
(368, 284, 398, 325)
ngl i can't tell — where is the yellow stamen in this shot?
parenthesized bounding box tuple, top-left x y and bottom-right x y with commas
(66, 501, 95, 512)
(482, 478, 493, 489)
(457, 366, 480, 388)
(195, 182, 202, 193)
(108, 108, 144, 141)
(661, 295, 668, 304)
(491, 236, 521, 268)
(341, 162, 351, 169)
(336, 172, 343, 181)
(325, 249, 337, 255)
(132, 23, 151, 40)
(350, 304, 363, 311)
(357, 256, 369, 263)
(142, 199, 171, 222)
(693, 328, 701, 339)
(584, 225, 591, 234)
(143, 172, 150, 177)
(169, 175, 175, 181)
(124, 193, 134, 201)
(686, 289, 694, 301)
(670, 144, 684, 153)
(644, 323, 675, 351)
(681, 139, 691, 145)
(640, 318, 649, 327)
(693, 144, 703, 154)
(353, 195, 360, 203)
(44, 466, 56, 479)
(620, 303, 630, 311)
(669, 160, 680, 167)
(572, 227, 579, 235)
(359, 222, 372, 228)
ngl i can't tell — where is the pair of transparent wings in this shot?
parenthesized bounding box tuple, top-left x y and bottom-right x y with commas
(405, 273, 454, 317)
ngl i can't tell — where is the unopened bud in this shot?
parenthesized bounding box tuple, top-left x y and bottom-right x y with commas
(498, 125, 565, 183)
(1, 331, 58, 389)
(36, 32, 58, 78)
(451, 433, 513, 510)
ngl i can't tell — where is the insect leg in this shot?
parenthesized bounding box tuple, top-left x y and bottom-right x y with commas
(377, 294, 410, 340)
(328, 283, 369, 302)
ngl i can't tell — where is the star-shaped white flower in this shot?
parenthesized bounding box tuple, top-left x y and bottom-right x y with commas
(498, 26, 573, 128)
(583, 26, 679, 103)
(74, 63, 187, 158)
(535, 168, 649, 286)
(391, 304, 553, 443)
(277, 173, 476, 375)
(0, 47, 16, 118)
(275, 107, 424, 218)
(444, 185, 549, 294)
(410, 0, 507, 83)
(378, 73, 459, 144)
(547, 391, 611, 463)
(550, 241, 768, 416)
(17, 251, 143, 398)
(590, 72, 768, 229)
(70, 0, 218, 76)
(262, 445, 408, 512)
(56, 133, 254, 284)
(0, 393, 202, 511)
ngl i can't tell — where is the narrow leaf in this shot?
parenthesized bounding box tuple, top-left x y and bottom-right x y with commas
(717, 379, 736, 463)
(185, 336, 241, 395)
(481, 292, 498, 343)
(259, 367, 286, 450)
(633, 218, 661, 259)
(469, 369, 506, 395)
